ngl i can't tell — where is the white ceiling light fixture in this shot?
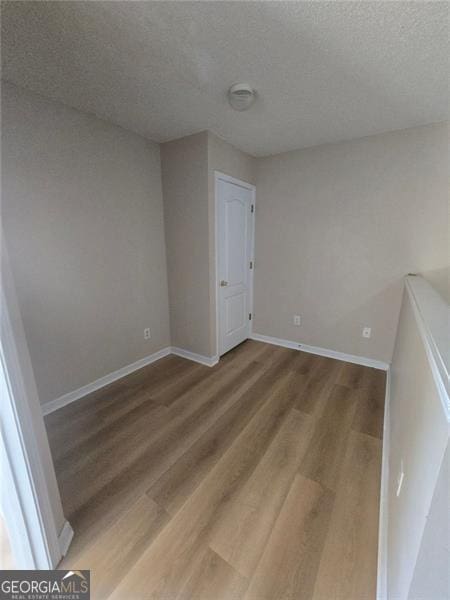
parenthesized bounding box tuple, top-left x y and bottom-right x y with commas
(228, 83, 256, 111)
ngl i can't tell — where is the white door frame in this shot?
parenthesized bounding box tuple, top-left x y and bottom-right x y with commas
(214, 171, 256, 359)
(1, 246, 73, 569)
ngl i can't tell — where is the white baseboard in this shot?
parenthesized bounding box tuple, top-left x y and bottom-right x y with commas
(377, 367, 390, 600)
(250, 332, 389, 371)
(43, 333, 384, 417)
(58, 520, 74, 558)
(41, 345, 219, 415)
(42, 347, 172, 415)
(171, 347, 219, 368)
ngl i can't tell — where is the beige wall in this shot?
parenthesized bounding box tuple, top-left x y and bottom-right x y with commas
(253, 123, 449, 363)
(161, 132, 210, 356)
(2, 83, 171, 404)
(207, 132, 256, 355)
(387, 284, 448, 599)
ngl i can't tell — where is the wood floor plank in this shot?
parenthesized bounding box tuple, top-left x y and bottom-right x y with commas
(66, 359, 264, 557)
(53, 397, 167, 478)
(209, 407, 314, 579)
(175, 547, 248, 600)
(298, 383, 358, 490)
(227, 341, 294, 368)
(312, 431, 382, 600)
(108, 363, 299, 599)
(62, 494, 169, 600)
(336, 361, 369, 389)
(244, 474, 335, 600)
(46, 356, 192, 459)
(118, 355, 193, 389)
(147, 357, 294, 515)
(149, 362, 216, 407)
(294, 355, 343, 416)
(66, 356, 257, 508)
(57, 401, 168, 514)
(211, 339, 268, 366)
(46, 355, 188, 427)
(45, 342, 385, 599)
(352, 369, 386, 439)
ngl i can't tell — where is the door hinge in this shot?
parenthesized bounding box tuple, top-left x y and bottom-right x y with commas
(249, 260, 253, 269)
(249, 313, 252, 321)
(251, 204, 254, 213)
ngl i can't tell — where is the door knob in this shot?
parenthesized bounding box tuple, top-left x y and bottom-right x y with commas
(220, 280, 228, 287)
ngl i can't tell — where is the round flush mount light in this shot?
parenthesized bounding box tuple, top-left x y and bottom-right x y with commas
(228, 83, 256, 111)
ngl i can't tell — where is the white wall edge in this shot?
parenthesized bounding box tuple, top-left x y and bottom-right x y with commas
(58, 520, 74, 558)
(405, 277, 450, 422)
(42, 347, 172, 415)
(1, 247, 65, 568)
(171, 347, 219, 368)
(250, 332, 389, 371)
(377, 367, 391, 600)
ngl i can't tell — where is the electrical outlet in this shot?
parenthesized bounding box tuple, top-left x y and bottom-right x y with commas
(396, 459, 405, 497)
(144, 328, 151, 340)
(294, 315, 301, 326)
(362, 326, 371, 338)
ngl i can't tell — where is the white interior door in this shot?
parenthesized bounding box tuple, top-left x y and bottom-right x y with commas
(217, 177, 254, 356)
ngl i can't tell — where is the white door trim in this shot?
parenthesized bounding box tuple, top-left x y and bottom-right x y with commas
(214, 171, 255, 359)
(1, 246, 72, 568)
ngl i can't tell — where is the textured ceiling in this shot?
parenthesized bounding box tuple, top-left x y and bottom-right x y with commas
(2, 1, 448, 156)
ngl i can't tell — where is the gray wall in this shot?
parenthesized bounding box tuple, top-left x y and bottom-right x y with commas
(2, 83, 171, 404)
(161, 132, 210, 356)
(253, 123, 449, 363)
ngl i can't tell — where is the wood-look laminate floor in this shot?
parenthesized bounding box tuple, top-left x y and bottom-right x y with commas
(45, 340, 386, 600)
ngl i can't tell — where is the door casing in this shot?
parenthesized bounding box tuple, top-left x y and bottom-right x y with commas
(1, 245, 73, 569)
(214, 171, 255, 359)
